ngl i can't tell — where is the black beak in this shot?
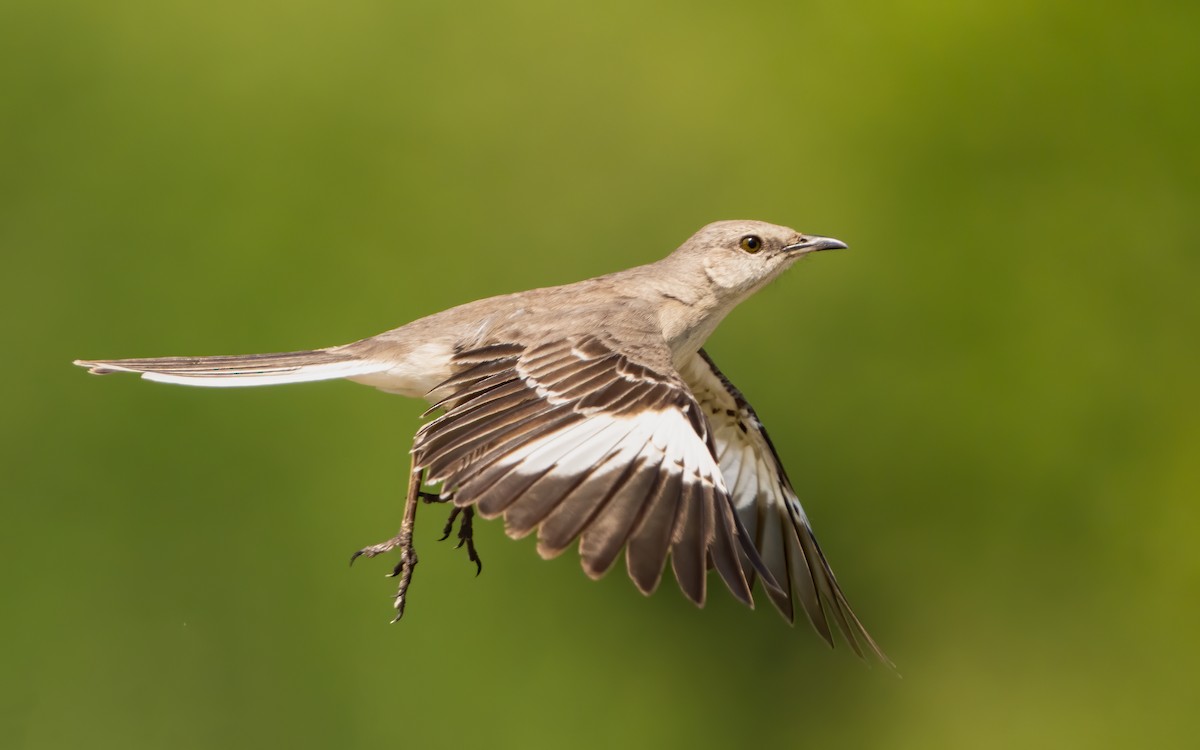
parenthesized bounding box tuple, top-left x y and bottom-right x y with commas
(782, 235, 849, 253)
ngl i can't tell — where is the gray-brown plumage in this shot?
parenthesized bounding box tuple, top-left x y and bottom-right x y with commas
(74, 219, 890, 664)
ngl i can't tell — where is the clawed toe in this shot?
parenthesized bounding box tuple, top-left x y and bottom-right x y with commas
(457, 507, 482, 575)
(351, 530, 419, 616)
(349, 536, 404, 566)
(436, 505, 482, 575)
(389, 546, 418, 620)
(438, 506, 462, 541)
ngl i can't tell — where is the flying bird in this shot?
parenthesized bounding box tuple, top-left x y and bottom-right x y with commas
(75, 219, 889, 662)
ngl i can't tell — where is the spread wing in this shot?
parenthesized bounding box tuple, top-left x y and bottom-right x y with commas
(680, 350, 891, 663)
(411, 327, 780, 609)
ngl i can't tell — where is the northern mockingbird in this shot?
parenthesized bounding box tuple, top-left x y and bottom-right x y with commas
(75, 219, 888, 662)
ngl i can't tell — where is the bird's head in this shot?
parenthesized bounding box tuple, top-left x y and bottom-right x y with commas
(673, 219, 847, 301)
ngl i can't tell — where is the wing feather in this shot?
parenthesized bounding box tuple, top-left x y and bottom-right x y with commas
(679, 350, 891, 664)
(669, 480, 711, 606)
(625, 464, 684, 595)
(709, 497, 753, 606)
(535, 446, 648, 559)
(502, 418, 639, 536)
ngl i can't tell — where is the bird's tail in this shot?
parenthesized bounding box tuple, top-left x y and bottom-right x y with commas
(73, 348, 390, 388)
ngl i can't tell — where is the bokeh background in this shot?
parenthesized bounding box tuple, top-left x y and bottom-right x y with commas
(3, 1, 1197, 748)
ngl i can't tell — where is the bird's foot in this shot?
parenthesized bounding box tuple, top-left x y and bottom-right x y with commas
(438, 505, 482, 575)
(350, 529, 419, 622)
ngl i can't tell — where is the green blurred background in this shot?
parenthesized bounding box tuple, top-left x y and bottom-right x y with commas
(3, 0, 1197, 748)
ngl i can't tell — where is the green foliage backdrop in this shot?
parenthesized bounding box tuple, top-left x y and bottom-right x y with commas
(2, 1, 1197, 748)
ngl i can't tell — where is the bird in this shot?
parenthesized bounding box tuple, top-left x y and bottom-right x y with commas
(75, 219, 889, 662)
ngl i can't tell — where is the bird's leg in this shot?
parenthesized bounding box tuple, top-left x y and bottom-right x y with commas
(349, 463, 424, 621)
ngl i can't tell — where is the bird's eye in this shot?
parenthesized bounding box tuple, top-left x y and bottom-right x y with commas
(739, 235, 763, 253)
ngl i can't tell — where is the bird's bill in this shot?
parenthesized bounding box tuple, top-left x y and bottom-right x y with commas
(783, 235, 849, 253)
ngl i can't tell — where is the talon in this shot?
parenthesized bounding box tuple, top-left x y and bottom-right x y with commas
(438, 506, 462, 542)
(350, 536, 403, 565)
(390, 550, 418, 620)
(456, 507, 483, 576)
(465, 536, 482, 576)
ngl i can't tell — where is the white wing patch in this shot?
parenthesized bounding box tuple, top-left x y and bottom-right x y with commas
(491, 408, 727, 525)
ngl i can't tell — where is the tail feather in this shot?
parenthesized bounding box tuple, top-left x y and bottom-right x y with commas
(73, 348, 390, 387)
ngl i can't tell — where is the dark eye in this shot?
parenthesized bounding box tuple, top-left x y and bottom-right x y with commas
(739, 235, 763, 253)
